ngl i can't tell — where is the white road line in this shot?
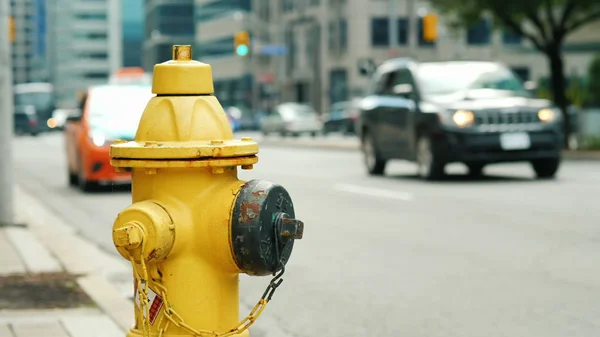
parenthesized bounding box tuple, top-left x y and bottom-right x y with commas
(332, 183, 414, 201)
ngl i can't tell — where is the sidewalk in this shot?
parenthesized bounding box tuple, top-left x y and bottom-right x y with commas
(0, 187, 134, 336)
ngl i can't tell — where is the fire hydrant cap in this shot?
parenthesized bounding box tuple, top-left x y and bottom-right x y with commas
(152, 45, 215, 95)
(230, 179, 302, 276)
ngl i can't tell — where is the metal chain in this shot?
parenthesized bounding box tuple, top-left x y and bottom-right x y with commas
(126, 227, 287, 337)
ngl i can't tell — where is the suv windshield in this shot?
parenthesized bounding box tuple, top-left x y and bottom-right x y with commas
(88, 86, 153, 134)
(14, 91, 53, 112)
(416, 62, 527, 96)
(279, 104, 316, 119)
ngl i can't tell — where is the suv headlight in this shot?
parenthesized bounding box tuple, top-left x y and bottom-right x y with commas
(538, 108, 559, 123)
(451, 110, 475, 128)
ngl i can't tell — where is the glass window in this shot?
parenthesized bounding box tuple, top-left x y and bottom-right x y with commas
(329, 69, 348, 103)
(416, 62, 528, 96)
(467, 18, 491, 45)
(84, 72, 108, 79)
(74, 13, 107, 20)
(328, 21, 336, 51)
(340, 19, 348, 50)
(397, 18, 408, 45)
(503, 29, 522, 45)
(371, 18, 389, 46)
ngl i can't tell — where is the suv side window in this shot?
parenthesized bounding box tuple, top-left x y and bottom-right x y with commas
(394, 69, 413, 87)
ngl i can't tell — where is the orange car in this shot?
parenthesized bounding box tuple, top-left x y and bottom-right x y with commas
(64, 84, 154, 191)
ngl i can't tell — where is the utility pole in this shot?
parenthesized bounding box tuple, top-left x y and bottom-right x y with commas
(0, 0, 15, 227)
(388, 0, 398, 56)
(407, 0, 417, 57)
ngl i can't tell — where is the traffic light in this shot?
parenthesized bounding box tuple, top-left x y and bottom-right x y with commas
(9, 16, 15, 43)
(423, 13, 438, 42)
(234, 31, 250, 56)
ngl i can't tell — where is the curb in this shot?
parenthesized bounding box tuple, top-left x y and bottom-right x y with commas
(15, 186, 134, 332)
(259, 139, 600, 160)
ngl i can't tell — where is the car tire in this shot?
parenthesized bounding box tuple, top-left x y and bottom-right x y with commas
(531, 157, 560, 179)
(310, 131, 318, 137)
(362, 131, 386, 175)
(77, 156, 97, 192)
(68, 171, 78, 186)
(416, 135, 445, 180)
(467, 163, 485, 177)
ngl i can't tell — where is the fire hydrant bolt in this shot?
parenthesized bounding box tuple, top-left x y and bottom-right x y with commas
(279, 216, 304, 240)
(113, 224, 143, 249)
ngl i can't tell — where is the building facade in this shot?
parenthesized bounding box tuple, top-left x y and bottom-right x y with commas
(194, 0, 258, 112)
(122, 0, 144, 67)
(143, 0, 195, 71)
(47, 0, 122, 107)
(9, 0, 47, 84)
(193, 0, 600, 115)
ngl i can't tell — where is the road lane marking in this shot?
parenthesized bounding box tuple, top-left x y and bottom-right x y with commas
(332, 183, 414, 201)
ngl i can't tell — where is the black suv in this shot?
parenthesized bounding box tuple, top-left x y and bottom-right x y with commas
(357, 59, 563, 180)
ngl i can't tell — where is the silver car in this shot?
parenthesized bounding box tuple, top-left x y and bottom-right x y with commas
(260, 103, 322, 137)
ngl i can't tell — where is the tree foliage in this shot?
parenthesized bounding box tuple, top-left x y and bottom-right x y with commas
(587, 52, 600, 106)
(428, 0, 600, 51)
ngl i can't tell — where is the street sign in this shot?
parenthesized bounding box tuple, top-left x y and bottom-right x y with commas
(256, 44, 287, 56)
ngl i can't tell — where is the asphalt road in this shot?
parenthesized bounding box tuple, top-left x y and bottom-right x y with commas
(13, 132, 600, 337)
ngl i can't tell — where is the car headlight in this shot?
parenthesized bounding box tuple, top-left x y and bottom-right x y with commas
(538, 108, 558, 123)
(452, 110, 475, 128)
(90, 130, 109, 147)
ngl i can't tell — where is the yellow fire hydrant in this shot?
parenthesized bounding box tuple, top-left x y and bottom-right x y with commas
(110, 45, 304, 337)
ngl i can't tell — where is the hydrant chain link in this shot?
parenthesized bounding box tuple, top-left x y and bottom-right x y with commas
(126, 229, 288, 337)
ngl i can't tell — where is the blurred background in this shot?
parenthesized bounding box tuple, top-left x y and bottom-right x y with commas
(7, 0, 600, 145)
(3, 1, 600, 337)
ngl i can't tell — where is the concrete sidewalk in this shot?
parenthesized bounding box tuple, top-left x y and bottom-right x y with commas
(0, 187, 135, 336)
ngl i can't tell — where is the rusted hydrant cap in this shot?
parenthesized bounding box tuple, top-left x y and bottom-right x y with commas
(230, 180, 303, 276)
(152, 45, 214, 95)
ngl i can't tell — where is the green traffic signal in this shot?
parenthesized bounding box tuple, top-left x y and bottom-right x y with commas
(236, 44, 249, 56)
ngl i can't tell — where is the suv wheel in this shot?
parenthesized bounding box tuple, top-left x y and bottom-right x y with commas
(68, 170, 78, 186)
(77, 156, 97, 192)
(531, 158, 560, 179)
(416, 136, 445, 180)
(362, 132, 386, 175)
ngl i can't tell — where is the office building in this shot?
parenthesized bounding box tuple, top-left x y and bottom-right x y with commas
(9, 0, 47, 84)
(194, 0, 600, 114)
(143, 0, 195, 71)
(122, 0, 144, 68)
(194, 0, 264, 111)
(47, 0, 122, 107)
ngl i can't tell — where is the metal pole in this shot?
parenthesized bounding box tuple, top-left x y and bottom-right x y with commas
(0, 0, 15, 227)
(407, 0, 417, 57)
(388, 0, 398, 55)
(278, 22, 286, 104)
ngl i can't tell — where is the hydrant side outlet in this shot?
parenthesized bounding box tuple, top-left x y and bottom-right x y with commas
(230, 179, 303, 276)
(112, 200, 175, 263)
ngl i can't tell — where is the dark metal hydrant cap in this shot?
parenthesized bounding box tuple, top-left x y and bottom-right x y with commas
(230, 180, 303, 276)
